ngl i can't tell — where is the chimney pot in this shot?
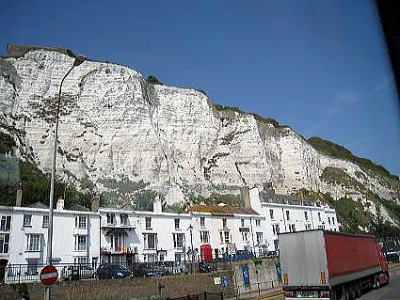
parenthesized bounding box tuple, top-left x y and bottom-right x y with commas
(56, 198, 64, 210)
(16, 188, 22, 207)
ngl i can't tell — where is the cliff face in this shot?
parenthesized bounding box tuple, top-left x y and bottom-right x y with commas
(0, 47, 399, 227)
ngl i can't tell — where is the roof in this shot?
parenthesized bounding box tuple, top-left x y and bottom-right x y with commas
(28, 202, 48, 209)
(187, 204, 258, 216)
(259, 192, 320, 207)
(68, 204, 90, 212)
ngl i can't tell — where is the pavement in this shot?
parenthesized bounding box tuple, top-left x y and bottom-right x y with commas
(251, 263, 400, 300)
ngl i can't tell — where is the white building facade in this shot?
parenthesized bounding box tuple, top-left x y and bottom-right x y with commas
(99, 200, 266, 266)
(0, 186, 340, 282)
(0, 200, 100, 283)
(248, 187, 340, 251)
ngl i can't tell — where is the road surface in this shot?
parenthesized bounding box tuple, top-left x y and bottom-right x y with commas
(266, 267, 400, 300)
(360, 267, 400, 300)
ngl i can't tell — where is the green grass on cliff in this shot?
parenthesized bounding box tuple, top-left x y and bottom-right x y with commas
(308, 136, 399, 182)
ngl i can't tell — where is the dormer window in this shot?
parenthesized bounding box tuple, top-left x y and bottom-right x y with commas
(107, 213, 115, 225)
(120, 214, 128, 226)
(75, 216, 87, 229)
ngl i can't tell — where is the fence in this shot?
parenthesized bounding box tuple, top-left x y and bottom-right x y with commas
(4, 263, 95, 284)
(171, 291, 223, 300)
(236, 280, 282, 299)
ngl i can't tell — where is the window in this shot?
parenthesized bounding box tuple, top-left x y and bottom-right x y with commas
(0, 234, 9, 253)
(175, 253, 182, 266)
(269, 209, 274, 219)
(145, 254, 157, 262)
(222, 218, 227, 228)
(318, 225, 325, 229)
(289, 224, 296, 232)
(255, 219, 261, 226)
(285, 211, 290, 221)
(23, 215, 32, 227)
(110, 233, 123, 249)
(0, 216, 11, 231)
(332, 217, 335, 225)
(75, 216, 87, 228)
(200, 231, 209, 243)
(224, 231, 230, 243)
(242, 231, 248, 242)
(74, 235, 87, 251)
(173, 233, 184, 248)
(159, 253, 165, 261)
(27, 260, 39, 275)
(219, 232, 223, 243)
(304, 211, 308, 221)
(272, 224, 280, 235)
(256, 232, 263, 245)
(328, 217, 331, 225)
(42, 215, 49, 228)
(305, 224, 312, 230)
(318, 212, 321, 221)
(200, 217, 205, 227)
(107, 213, 115, 225)
(145, 217, 152, 230)
(241, 219, 245, 227)
(120, 214, 128, 226)
(144, 233, 157, 249)
(174, 219, 180, 230)
(26, 234, 41, 251)
(74, 257, 88, 265)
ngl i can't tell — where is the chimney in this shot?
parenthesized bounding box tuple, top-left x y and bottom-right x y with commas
(240, 187, 251, 208)
(153, 195, 162, 214)
(56, 198, 64, 210)
(91, 196, 100, 212)
(16, 187, 22, 207)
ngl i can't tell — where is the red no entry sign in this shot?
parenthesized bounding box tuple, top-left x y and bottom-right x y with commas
(40, 265, 58, 286)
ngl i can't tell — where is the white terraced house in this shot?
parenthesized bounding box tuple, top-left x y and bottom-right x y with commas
(0, 199, 100, 283)
(247, 187, 340, 251)
(99, 198, 265, 266)
(0, 187, 340, 283)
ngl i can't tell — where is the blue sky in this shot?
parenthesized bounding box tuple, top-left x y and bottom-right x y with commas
(2, 0, 400, 175)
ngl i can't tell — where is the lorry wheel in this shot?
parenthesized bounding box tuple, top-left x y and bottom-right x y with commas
(374, 275, 381, 289)
(341, 286, 350, 300)
(349, 286, 356, 300)
(355, 283, 361, 298)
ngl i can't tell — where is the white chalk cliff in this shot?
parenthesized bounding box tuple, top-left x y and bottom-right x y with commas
(0, 46, 399, 226)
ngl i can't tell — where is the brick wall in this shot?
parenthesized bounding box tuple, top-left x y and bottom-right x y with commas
(0, 271, 235, 300)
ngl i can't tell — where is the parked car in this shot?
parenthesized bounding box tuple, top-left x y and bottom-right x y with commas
(130, 262, 148, 277)
(223, 250, 254, 260)
(61, 265, 96, 281)
(198, 262, 211, 273)
(95, 264, 132, 279)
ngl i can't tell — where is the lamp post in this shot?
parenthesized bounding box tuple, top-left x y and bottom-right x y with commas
(188, 224, 194, 274)
(46, 56, 85, 300)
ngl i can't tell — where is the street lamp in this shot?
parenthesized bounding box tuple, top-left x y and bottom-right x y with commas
(188, 224, 194, 274)
(46, 56, 85, 299)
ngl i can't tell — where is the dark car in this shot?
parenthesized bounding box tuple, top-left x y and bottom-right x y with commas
(235, 250, 254, 260)
(130, 263, 149, 277)
(198, 262, 211, 273)
(95, 264, 132, 279)
(62, 265, 95, 281)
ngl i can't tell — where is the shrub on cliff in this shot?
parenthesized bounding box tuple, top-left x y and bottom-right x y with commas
(146, 75, 163, 85)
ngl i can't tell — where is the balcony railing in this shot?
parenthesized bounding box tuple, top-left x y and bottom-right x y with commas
(101, 246, 136, 254)
(101, 221, 136, 229)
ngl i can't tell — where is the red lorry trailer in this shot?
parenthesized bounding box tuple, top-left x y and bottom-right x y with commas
(279, 230, 389, 300)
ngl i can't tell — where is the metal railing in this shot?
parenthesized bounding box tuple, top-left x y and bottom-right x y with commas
(4, 263, 96, 284)
(236, 280, 282, 299)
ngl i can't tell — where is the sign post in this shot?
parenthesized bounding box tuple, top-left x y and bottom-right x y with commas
(40, 265, 58, 286)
